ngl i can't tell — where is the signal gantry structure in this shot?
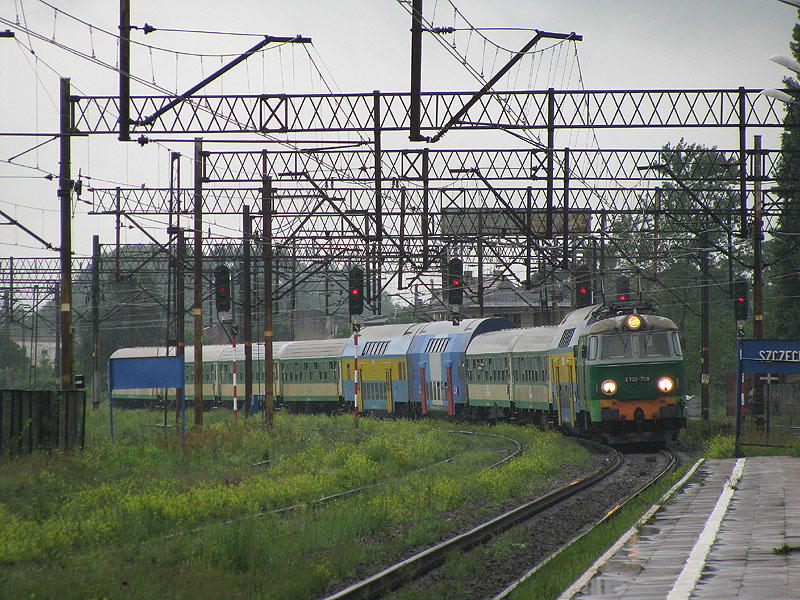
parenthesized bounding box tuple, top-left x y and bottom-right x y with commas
(1, 1, 798, 408)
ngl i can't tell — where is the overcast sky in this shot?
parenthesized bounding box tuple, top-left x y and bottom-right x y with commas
(0, 0, 797, 262)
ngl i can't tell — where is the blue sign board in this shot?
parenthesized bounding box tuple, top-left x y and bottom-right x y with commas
(109, 356, 185, 390)
(740, 340, 800, 374)
(108, 355, 186, 442)
(735, 339, 800, 457)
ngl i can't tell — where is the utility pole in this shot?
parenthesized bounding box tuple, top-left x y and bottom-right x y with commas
(118, 0, 131, 141)
(753, 135, 765, 426)
(193, 138, 204, 426)
(701, 227, 710, 420)
(175, 228, 185, 426)
(262, 162, 274, 425)
(3, 285, 10, 388)
(243, 204, 253, 416)
(409, 0, 424, 141)
(653, 187, 661, 285)
(373, 90, 383, 315)
(91, 236, 100, 409)
(4, 258, 12, 388)
(59, 77, 73, 392)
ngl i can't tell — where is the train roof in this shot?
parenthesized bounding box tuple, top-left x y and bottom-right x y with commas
(357, 322, 425, 338)
(512, 326, 563, 353)
(345, 323, 423, 357)
(113, 341, 299, 364)
(109, 346, 175, 359)
(280, 338, 349, 360)
(183, 345, 228, 363)
(465, 329, 521, 355)
(414, 317, 516, 336)
(558, 304, 601, 326)
(272, 341, 294, 360)
(110, 345, 226, 363)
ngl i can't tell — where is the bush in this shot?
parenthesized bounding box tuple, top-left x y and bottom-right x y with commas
(677, 419, 733, 451)
(703, 433, 735, 458)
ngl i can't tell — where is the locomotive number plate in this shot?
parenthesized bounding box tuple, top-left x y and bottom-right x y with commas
(625, 376, 650, 383)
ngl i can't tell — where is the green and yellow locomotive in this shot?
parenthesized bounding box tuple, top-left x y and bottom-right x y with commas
(570, 301, 686, 444)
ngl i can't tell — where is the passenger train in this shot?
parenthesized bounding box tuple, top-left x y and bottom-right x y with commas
(110, 300, 686, 444)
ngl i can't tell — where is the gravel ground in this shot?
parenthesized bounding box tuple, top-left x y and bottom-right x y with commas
(385, 448, 673, 600)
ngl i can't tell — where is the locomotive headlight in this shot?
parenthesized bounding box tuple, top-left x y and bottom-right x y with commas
(601, 379, 617, 395)
(657, 377, 674, 393)
(626, 314, 642, 330)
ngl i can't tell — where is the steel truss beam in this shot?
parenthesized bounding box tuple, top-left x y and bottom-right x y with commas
(70, 89, 795, 136)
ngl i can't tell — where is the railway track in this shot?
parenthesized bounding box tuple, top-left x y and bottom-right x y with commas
(494, 447, 677, 599)
(323, 441, 625, 600)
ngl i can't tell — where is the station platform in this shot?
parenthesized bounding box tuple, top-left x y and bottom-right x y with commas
(560, 456, 800, 599)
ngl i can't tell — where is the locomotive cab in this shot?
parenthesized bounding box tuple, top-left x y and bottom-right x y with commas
(576, 302, 686, 444)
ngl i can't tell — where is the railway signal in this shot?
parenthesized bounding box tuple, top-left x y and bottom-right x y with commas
(447, 258, 464, 305)
(617, 275, 631, 301)
(576, 266, 592, 308)
(734, 278, 749, 321)
(214, 265, 231, 312)
(348, 266, 364, 315)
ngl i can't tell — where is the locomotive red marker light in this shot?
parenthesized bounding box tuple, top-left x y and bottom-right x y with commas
(626, 314, 642, 330)
(601, 379, 617, 395)
(657, 377, 674, 393)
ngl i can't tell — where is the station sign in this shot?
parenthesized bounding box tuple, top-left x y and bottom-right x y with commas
(441, 207, 591, 237)
(739, 340, 800, 375)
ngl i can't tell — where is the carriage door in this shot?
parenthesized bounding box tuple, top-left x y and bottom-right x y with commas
(385, 367, 393, 413)
(568, 359, 578, 425)
(554, 357, 573, 426)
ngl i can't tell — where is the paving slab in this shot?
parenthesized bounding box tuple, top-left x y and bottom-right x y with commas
(560, 456, 800, 600)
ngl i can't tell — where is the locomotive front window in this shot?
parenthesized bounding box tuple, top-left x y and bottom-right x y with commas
(639, 332, 671, 357)
(600, 334, 633, 359)
(672, 332, 683, 356)
(587, 336, 599, 360)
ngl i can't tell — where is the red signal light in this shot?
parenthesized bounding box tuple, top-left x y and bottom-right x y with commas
(348, 266, 364, 315)
(619, 294, 626, 300)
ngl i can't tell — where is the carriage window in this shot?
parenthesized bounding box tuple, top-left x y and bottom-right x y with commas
(600, 334, 633, 359)
(639, 332, 671, 357)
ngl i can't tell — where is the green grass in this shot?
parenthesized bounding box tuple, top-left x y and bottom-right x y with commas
(773, 543, 800, 555)
(0, 408, 592, 600)
(676, 418, 800, 459)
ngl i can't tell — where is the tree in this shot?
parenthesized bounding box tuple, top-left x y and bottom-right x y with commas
(772, 10, 800, 338)
(606, 140, 745, 293)
(1, 337, 30, 388)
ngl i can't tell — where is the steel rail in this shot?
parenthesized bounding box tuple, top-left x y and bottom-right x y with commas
(323, 440, 622, 600)
(493, 447, 678, 600)
(595, 447, 677, 525)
